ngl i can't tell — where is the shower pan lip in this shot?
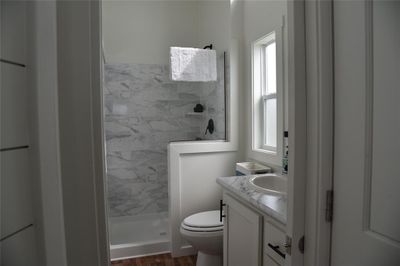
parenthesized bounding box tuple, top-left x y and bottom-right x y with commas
(109, 212, 170, 261)
(170, 139, 227, 144)
(110, 240, 170, 261)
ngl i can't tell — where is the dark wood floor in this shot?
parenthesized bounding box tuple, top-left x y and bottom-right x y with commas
(111, 253, 197, 266)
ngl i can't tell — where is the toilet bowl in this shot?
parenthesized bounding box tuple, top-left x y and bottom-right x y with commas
(180, 210, 223, 266)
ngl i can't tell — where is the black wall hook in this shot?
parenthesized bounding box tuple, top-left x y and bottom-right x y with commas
(203, 44, 213, 50)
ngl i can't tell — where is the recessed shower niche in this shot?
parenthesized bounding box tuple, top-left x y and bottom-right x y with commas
(102, 0, 229, 260)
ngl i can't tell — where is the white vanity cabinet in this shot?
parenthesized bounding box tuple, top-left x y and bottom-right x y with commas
(223, 193, 262, 266)
(222, 192, 286, 266)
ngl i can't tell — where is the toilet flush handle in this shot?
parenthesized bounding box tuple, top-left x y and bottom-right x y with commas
(220, 200, 226, 222)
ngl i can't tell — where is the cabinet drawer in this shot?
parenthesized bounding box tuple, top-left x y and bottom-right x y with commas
(264, 220, 286, 265)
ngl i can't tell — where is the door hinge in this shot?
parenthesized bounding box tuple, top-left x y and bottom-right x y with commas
(325, 190, 334, 222)
(284, 235, 292, 255)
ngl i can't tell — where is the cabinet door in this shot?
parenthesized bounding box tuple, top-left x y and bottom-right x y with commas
(223, 193, 262, 266)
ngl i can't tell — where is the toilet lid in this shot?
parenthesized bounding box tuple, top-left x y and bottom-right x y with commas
(183, 210, 223, 229)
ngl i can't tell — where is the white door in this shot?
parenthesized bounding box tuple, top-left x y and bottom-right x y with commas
(332, 1, 400, 265)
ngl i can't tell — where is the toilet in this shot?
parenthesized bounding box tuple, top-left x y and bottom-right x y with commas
(180, 210, 223, 266)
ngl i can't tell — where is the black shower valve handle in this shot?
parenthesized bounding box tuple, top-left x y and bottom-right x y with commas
(205, 119, 214, 135)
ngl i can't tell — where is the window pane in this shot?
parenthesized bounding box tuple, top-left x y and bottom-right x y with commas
(265, 42, 276, 94)
(264, 98, 277, 148)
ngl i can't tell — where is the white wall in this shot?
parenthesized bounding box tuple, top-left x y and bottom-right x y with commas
(242, 0, 288, 168)
(230, 0, 246, 162)
(102, 0, 199, 64)
(102, 0, 231, 64)
(197, 0, 230, 54)
(180, 153, 236, 216)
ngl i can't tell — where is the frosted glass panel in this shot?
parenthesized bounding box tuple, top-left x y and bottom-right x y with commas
(264, 98, 277, 148)
(265, 42, 276, 94)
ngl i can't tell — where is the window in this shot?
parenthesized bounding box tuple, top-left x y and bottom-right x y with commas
(262, 40, 277, 151)
(251, 29, 283, 164)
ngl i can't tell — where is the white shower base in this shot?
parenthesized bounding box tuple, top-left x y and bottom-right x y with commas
(109, 212, 170, 261)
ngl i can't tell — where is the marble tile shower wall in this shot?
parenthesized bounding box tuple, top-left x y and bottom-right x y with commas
(104, 57, 226, 218)
(200, 53, 227, 140)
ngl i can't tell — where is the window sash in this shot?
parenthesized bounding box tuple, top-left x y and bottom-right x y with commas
(262, 40, 277, 96)
(262, 97, 277, 151)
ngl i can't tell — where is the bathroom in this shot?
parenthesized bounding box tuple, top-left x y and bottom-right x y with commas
(2, 0, 400, 266)
(101, 0, 290, 264)
(102, 0, 230, 260)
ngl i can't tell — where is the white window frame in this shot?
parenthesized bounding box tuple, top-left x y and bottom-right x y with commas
(251, 25, 284, 166)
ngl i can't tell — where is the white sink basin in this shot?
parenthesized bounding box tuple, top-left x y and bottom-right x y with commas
(248, 174, 287, 196)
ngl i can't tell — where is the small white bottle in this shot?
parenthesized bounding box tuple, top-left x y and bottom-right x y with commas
(282, 131, 288, 174)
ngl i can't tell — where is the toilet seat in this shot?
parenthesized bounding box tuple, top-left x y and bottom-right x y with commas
(181, 210, 223, 232)
(181, 224, 223, 232)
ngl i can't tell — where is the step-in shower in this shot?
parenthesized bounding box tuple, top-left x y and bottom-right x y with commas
(102, 0, 228, 260)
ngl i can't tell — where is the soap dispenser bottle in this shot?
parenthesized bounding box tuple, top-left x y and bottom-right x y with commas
(282, 131, 289, 174)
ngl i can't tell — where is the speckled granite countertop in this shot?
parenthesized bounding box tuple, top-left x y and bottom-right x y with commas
(216, 175, 287, 224)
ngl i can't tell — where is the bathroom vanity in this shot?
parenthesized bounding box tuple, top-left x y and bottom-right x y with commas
(217, 175, 287, 266)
